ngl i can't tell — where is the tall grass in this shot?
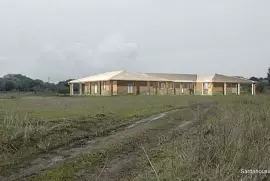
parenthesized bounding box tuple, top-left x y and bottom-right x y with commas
(132, 97, 270, 181)
(0, 95, 209, 174)
(0, 112, 48, 160)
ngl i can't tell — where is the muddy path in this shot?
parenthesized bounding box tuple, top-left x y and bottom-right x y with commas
(1, 101, 215, 181)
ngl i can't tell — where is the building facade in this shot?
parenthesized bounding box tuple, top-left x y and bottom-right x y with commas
(69, 70, 256, 96)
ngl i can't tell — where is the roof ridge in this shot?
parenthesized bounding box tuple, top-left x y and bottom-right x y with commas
(104, 70, 125, 80)
(68, 70, 125, 83)
(146, 72, 196, 75)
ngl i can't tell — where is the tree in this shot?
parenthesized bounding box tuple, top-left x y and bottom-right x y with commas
(267, 67, 270, 85)
(256, 82, 265, 93)
(56, 79, 73, 94)
(4, 81, 16, 91)
(0, 78, 4, 91)
(249, 76, 259, 82)
(31, 79, 44, 93)
(0, 73, 75, 93)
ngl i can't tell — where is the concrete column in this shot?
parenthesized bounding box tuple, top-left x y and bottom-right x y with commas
(89, 82, 92, 95)
(208, 83, 212, 95)
(172, 82, 175, 95)
(201, 83, 204, 95)
(157, 82, 160, 95)
(86, 83, 90, 95)
(69, 83, 74, 95)
(224, 83, 227, 95)
(79, 83, 82, 95)
(252, 83, 255, 95)
(133, 81, 136, 95)
(109, 81, 112, 96)
(193, 83, 196, 95)
(180, 83, 184, 95)
(155, 82, 157, 95)
(166, 82, 169, 95)
(84, 84, 87, 95)
(100, 81, 102, 95)
(237, 83, 240, 95)
(147, 81, 150, 95)
(112, 81, 117, 96)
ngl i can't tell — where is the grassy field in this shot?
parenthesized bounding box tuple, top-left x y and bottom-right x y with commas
(0, 93, 270, 181)
(130, 96, 270, 181)
(0, 95, 210, 172)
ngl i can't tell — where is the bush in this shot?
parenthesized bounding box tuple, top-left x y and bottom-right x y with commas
(256, 83, 265, 93)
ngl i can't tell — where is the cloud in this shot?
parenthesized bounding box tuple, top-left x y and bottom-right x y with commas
(93, 33, 138, 69)
(0, 57, 8, 63)
(96, 34, 137, 60)
(30, 34, 139, 82)
(31, 42, 93, 82)
(0, 57, 10, 71)
(0, 0, 270, 80)
(97, 34, 125, 53)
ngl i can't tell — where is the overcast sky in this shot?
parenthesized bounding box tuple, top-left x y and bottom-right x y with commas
(0, 0, 269, 82)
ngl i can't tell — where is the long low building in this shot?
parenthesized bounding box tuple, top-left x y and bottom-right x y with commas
(68, 70, 256, 96)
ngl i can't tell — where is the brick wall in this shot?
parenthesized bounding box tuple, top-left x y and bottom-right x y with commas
(117, 80, 129, 95)
(195, 82, 202, 95)
(212, 82, 224, 95)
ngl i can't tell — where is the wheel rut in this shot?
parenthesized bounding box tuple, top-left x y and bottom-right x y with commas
(1, 108, 190, 181)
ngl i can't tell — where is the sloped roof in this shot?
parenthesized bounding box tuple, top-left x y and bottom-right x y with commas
(213, 74, 254, 83)
(69, 71, 255, 84)
(196, 75, 215, 82)
(69, 70, 124, 83)
(149, 73, 254, 83)
(145, 73, 197, 82)
(111, 72, 170, 81)
(69, 70, 170, 83)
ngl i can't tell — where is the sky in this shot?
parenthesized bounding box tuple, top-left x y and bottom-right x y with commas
(0, 0, 269, 82)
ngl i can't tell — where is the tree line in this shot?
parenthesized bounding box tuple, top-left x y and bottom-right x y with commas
(248, 68, 270, 93)
(0, 74, 78, 94)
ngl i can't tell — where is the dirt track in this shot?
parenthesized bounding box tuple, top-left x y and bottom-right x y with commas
(1, 101, 215, 181)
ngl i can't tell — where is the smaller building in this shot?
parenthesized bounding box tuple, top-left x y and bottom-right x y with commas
(68, 70, 256, 96)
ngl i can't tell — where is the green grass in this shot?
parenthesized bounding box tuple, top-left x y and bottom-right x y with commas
(1, 94, 269, 181)
(130, 96, 270, 181)
(0, 94, 213, 174)
(29, 130, 146, 181)
(28, 107, 197, 181)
